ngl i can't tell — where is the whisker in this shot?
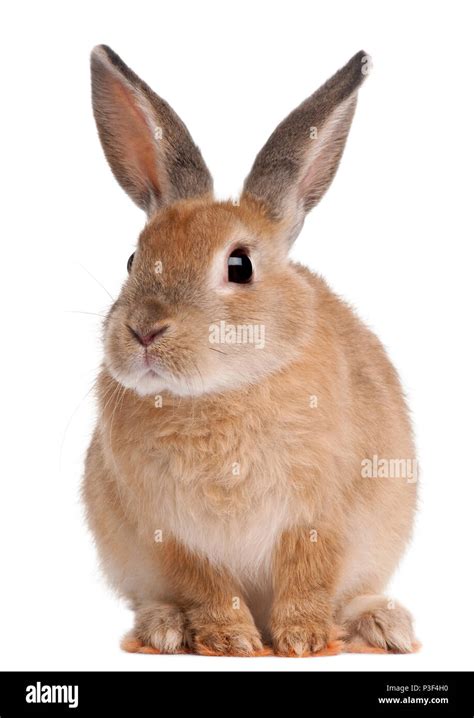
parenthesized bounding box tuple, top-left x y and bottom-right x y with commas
(108, 383, 128, 477)
(76, 261, 114, 301)
(59, 379, 97, 473)
(66, 310, 107, 318)
(208, 347, 227, 355)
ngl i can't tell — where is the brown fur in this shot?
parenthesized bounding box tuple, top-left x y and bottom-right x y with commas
(83, 47, 418, 657)
(271, 527, 342, 655)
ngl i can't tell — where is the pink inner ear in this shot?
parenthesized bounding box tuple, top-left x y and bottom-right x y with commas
(298, 157, 323, 206)
(297, 127, 340, 209)
(107, 74, 164, 201)
(297, 95, 357, 211)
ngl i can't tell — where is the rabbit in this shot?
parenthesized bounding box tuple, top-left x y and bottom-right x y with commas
(83, 45, 417, 656)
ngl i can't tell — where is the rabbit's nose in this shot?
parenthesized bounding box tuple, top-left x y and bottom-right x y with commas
(128, 323, 170, 347)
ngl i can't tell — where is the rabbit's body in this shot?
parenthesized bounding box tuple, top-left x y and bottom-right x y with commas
(84, 47, 417, 655)
(84, 247, 416, 647)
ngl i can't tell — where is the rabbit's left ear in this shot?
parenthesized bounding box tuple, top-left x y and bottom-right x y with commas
(91, 45, 213, 216)
(243, 51, 370, 241)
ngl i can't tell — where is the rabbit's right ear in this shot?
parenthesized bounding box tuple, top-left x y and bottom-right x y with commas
(243, 51, 370, 243)
(91, 45, 213, 216)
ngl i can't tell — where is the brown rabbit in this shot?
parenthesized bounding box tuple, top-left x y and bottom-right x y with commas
(83, 45, 417, 656)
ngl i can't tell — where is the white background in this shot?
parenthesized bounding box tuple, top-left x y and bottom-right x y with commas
(1, 0, 473, 672)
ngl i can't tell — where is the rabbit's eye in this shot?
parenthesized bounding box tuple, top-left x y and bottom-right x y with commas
(127, 253, 135, 273)
(228, 249, 253, 284)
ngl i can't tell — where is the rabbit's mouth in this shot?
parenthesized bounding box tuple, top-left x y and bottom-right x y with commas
(142, 368, 162, 380)
(126, 353, 170, 391)
(104, 345, 207, 398)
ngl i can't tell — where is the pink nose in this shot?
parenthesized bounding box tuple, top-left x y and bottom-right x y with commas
(129, 324, 169, 347)
(137, 331, 160, 347)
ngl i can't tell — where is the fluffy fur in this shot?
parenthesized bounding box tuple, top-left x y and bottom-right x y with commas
(83, 46, 417, 656)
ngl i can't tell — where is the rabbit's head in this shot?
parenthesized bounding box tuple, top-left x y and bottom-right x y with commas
(91, 46, 369, 397)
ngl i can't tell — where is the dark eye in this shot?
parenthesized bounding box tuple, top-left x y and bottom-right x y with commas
(127, 253, 135, 273)
(228, 249, 253, 283)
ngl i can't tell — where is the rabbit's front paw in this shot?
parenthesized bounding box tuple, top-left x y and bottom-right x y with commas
(194, 623, 264, 656)
(189, 610, 263, 656)
(271, 617, 330, 656)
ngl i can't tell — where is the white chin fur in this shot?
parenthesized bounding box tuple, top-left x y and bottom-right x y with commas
(106, 361, 212, 398)
(129, 373, 169, 397)
(107, 361, 261, 398)
(107, 365, 167, 396)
